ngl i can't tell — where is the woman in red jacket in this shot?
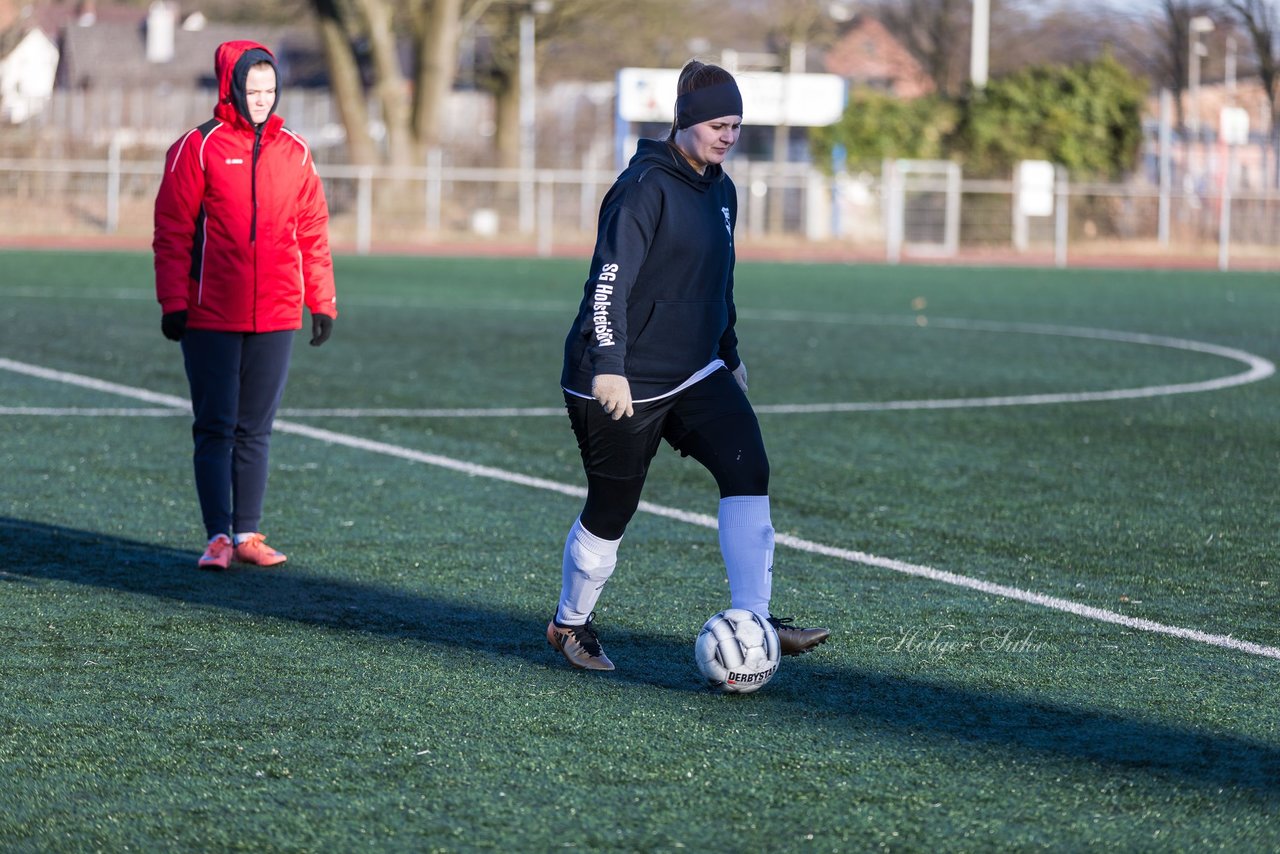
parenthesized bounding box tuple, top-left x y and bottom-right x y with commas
(154, 40, 337, 570)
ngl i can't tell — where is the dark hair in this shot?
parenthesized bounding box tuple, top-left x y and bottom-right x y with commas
(667, 60, 737, 140)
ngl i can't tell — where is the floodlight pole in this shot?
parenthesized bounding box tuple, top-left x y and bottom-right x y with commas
(970, 0, 990, 89)
(1219, 144, 1234, 271)
(1188, 16, 1214, 138)
(1158, 88, 1172, 246)
(517, 2, 553, 235)
(1226, 36, 1236, 99)
(518, 7, 536, 233)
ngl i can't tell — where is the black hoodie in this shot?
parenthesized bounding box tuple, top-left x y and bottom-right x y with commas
(561, 138, 740, 400)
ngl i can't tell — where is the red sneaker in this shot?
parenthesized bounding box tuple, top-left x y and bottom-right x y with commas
(197, 534, 233, 570)
(233, 533, 287, 567)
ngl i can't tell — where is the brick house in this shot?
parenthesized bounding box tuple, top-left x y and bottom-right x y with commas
(822, 15, 933, 100)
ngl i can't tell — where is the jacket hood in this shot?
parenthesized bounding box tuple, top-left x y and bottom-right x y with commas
(627, 138, 724, 190)
(213, 40, 282, 132)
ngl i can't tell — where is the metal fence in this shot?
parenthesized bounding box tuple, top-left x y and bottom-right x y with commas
(1, 153, 1276, 269)
(871, 161, 1280, 270)
(4, 83, 1277, 268)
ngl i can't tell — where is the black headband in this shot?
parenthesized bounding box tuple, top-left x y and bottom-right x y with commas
(675, 80, 743, 130)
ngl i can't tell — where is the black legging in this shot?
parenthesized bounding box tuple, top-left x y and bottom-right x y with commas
(580, 408, 770, 540)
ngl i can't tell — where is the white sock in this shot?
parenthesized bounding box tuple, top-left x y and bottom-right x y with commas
(555, 517, 621, 626)
(719, 495, 773, 621)
(233, 532, 258, 545)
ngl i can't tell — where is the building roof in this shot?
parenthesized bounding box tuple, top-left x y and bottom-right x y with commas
(0, 22, 56, 59)
(0, 1, 79, 57)
(57, 16, 321, 90)
(822, 15, 934, 99)
(0, 2, 322, 90)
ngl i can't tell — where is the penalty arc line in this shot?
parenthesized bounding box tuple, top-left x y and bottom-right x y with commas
(2, 320, 1273, 418)
(3, 354, 1278, 661)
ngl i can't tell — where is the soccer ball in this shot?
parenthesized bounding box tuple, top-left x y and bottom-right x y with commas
(694, 608, 780, 694)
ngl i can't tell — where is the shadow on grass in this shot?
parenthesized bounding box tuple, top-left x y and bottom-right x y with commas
(5, 516, 1278, 797)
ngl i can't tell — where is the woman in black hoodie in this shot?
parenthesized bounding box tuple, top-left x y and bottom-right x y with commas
(547, 60, 829, 672)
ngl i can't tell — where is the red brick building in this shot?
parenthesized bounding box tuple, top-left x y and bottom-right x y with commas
(822, 15, 934, 100)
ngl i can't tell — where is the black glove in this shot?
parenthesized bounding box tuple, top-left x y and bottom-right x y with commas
(161, 310, 188, 342)
(310, 313, 333, 347)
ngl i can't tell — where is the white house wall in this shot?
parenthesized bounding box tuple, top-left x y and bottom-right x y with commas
(0, 28, 59, 123)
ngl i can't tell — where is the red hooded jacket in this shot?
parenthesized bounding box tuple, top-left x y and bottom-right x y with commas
(154, 40, 337, 332)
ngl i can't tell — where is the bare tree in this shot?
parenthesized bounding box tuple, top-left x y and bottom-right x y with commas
(307, 0, 463, 168)
(986, 2, 1124, 72)
(312, 0, 378, 166)
(308, 0, 704, 170)
(468, 1, 523, 170)
(470, 0, 693, 169)
(865, 0, 1118, 95)
(868, 0, 971, 96)
(415, 0, 464, 150)
(764, 1, 844, 63)
(1142, 0, 1222, 131)
(1226, 0, 1279, 173)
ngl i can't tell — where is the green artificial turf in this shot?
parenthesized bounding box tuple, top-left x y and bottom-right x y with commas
(1, 250, 1278, 851)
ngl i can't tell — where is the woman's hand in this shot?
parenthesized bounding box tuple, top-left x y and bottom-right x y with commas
(592, 374, 634, 420)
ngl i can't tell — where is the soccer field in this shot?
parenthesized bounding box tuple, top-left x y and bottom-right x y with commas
(2, 249, 1278, 850)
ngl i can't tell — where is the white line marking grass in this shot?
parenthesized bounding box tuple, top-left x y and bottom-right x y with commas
(760, 319, 1276, 413)
(8, 320, 1271, 418)
(3, 354, 1278, 661)
(0, 407, 187, 416)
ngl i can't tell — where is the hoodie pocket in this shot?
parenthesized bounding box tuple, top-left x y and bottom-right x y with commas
(627, 299, 727, 380)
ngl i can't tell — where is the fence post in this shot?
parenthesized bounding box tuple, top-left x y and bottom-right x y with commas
(1012, 179, 1028, 252)
(1054, 165, 1068, 269)
(748, 163, 766, 240)
(1218, 145, 1234, 271)
(944, 162, 961, 256)
(357, 166, 373, 256)
(579, 173, 596, 235)
(537, 170, 553, 257)
(426, 148, 442, 236)
(520, 168, 535, 235)
(1158, 88, 1172, 246)
(106, 133, 122, 234)
(883, 159, 902, 265)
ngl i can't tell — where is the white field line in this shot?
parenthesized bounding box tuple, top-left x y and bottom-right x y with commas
(2, 319, 1272, 418)
(0, 359, 193, 407)
(760, 319, 1276, 413)
(0, 407, 188, 416)
(3, 354, 1278, 661)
